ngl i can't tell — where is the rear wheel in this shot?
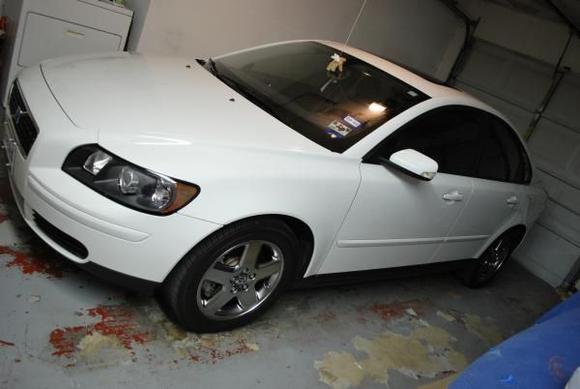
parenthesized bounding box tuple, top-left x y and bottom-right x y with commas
(463, 231, 520, 288)
(162, 218, 299, 332)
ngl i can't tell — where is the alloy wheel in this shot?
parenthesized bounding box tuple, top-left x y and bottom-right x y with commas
(196, 240, 284, 320)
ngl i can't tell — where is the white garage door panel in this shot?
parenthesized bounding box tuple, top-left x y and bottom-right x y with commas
(515, 224, 580, 287)
(539, 201, 580, 245)
(520, 113, 580, 287)
(528, 119, 580, 183)
(457, 40, 553, 111)
(473, 2, 569, 65)
(455, 81, 533, 134)
(19, 12, 122, 67)
(537, 171, 580, 219)
(543, 72, 580, 130)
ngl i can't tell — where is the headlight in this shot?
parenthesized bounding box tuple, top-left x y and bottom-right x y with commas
(62, 145, 200, 215)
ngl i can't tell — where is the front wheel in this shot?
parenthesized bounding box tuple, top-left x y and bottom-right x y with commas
(162, 218, 299, 332)
(462, 232, 520, 288)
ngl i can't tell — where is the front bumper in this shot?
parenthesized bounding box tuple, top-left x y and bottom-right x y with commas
(2, 68, 222, 286)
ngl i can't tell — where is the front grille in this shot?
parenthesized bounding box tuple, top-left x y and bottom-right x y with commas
(34, 212, 89, 259)
(8, 83, 39, 156)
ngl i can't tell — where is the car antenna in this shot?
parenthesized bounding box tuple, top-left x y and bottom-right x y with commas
(321, 0, 367, 92)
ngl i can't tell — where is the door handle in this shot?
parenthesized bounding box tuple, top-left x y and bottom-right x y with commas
(442, 190, 464, 202)
(507, 195, 519, 206)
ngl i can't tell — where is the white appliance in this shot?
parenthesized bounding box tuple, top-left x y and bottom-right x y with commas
(0, 0, 133, 105)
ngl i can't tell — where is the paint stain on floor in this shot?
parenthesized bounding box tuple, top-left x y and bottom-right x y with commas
(144, 305, 260, 364)
(315, 321, 467, 389)
(49, 304, 152, 364)
(47, 303, 261, 367)
(0, 245, 64, 278)
(368, 300, 427, 321)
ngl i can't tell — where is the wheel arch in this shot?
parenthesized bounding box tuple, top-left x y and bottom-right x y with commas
(475, 224, 527, 258)
(164, 214, 316, 284)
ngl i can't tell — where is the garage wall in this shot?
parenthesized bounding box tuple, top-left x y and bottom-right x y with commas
(134, 0, 464, 81)
(455, 0, 580, 287)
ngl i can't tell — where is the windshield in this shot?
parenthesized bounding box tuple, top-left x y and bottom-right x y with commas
(208, 41, 429, 153)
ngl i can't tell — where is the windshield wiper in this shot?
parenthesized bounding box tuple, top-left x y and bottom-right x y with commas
(206, 58, 219, 76)
(220, 74, 289, 124)
(201, 59, 288, 125)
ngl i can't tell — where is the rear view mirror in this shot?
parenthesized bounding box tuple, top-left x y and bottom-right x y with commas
(388, 149, 438, 181)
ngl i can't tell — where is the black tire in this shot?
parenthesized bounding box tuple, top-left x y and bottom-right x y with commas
(462, 231, 520, 288)
(162, 218, 299, 332)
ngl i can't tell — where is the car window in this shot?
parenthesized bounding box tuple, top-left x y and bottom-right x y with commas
(479, 115, 531, 184)
(209, 41, 430, 153)
(368, 107, 483, 177)
(475, 119, 510, 182)
(367, 106, 532, 184)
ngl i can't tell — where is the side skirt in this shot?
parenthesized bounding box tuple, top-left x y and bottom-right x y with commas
(292, 259, 475, 289)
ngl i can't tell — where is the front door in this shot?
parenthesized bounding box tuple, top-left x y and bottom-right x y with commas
(318, 106, 485, 274)
(318, 164, 472, 274)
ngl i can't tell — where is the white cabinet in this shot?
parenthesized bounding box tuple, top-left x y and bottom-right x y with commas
(0, 0, 133, 104)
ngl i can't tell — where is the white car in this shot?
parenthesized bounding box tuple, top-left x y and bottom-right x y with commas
(3, 40, 546, 331)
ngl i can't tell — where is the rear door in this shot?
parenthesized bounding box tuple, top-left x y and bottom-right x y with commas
(434, 111, 532, 261)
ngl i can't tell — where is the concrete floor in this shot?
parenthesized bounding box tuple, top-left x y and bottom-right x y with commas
(0, 168, 560, 389)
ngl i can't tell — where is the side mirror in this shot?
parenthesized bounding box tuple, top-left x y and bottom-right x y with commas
(387, 149, 438, 181)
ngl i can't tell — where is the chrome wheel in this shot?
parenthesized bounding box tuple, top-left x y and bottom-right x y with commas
(478, 238, 510, 282)
(196, 240, 284, 320)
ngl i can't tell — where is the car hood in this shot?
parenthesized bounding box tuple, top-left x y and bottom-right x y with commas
(40, 52, 327, 155)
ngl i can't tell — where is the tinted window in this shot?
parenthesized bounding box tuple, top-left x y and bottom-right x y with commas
(479, 115, 531, 184)
(369, 107, 483, 177)
(476, 120, 510, 181)
(368, 106, 531, 184)
(208, 42, 429, 153)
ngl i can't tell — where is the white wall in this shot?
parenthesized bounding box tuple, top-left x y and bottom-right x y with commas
(136, 0, 364, 57)
(134, 0, 464, 81)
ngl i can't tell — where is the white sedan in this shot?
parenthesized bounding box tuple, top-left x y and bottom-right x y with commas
(3, 41, 546, 331)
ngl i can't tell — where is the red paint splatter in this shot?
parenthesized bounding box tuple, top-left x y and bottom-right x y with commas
(1, 245, 63, 278)
(49, 326, 87, 357)
(368, 300, 427, 321)
(0, 339, 15, 347)
(49, 305, 151, 359)
(87, 305, 150, 350)
(0, 213, 8, 223)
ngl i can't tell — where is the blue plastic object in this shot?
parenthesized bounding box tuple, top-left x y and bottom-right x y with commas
(451, 293, 580, 389)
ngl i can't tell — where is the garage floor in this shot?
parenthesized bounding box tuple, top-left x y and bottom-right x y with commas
(0, 167, 560, 389)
